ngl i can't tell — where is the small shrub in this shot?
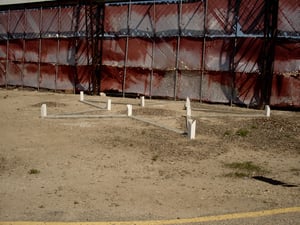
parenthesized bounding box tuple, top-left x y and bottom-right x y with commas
(223, 161, 266, 178)
(235, 128, 249, 137)
(251, 125, 258, 129)
(224, 130, 232, 136)
(290, 168, 300, 176)
(224, 172, 248, 178)
(151, 155, 159, 162)
(225, 161, 261, 171)
(28, 169, 40, 174)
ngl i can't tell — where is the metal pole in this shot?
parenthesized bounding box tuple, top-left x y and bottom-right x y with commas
(150, 0, 156, 99)
(5, 36, 8, 88)
(200, 0, 208, 102)
(22, 8, 26, 88)
(38, 6, 42, 90)
(174, 37, 180, 101)
(262, 0, 278, 107)
(55, 43, 59, 91)
(85, 3, 91, 93)
(55, 6, 61, 92)
(73, 3, 80, 94)
(92, 3, 105, 95)
(150, 38, 155, 99)
(230, 37, 237, 106)
(123, 38, 129, 98)
(98, 3, 105, 95)
(91, 3, 101, 95)
(230, 0, 240, 106)
(174, 0, 182, 100)
(123, 0, 131, 98)
(5, 9, 10, 88)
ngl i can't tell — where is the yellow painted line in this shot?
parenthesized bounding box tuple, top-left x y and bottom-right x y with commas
(1, 207, 300, 225)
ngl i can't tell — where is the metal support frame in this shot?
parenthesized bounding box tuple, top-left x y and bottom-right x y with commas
(0, 0, 286, 108)
(85, 0, 95, 93)
(260, 0, 279, 107)
(73, 2, 81, 93)
(54, 6, 61, 92)
(174, 0, 182, 100)
(98, 3, 105, 95)
(149, 0, 156, 99)
(229, 0, 241, 106)
(200, 0, 208, 102)
(93, 3, 105, 95)
(85, 0, 104, 95)
(22, 8, 26, 88)
(38, 6, 42, 90)
(123, 1, 131, 98)
(5, 9, 10, 88)
(123, 37, 129, 97)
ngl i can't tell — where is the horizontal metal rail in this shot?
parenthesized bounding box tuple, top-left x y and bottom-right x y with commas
(131, 116, 185, 134)
(80, 100, 107, 109)
(44, 114, 127, 119)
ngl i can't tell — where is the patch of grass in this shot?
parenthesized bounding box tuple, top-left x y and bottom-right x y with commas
(225, 161, 262, 171)
(28, 169, 40, 175)
(235, 128, 249, 137)
(250, 125, 258, 129)
(224, 172, 249, 178)
(223, 161, 266, 178)
(290, 168, 300, 176)
(0, 156, 6, 170)
(224, 130, 232, 136)
(151, 155, 159, 162)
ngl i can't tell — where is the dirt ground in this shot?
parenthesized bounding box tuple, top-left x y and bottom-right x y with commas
(0, 88, 299, 223)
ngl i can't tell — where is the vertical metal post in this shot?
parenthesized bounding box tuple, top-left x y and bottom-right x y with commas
(38, 6, 42, 90)
(85, 1, 104, 95)
(56, 38, 59, 92)
(85, 3, 92, 93)
(174, 38, 180, 101)
(89, 3, 94, 94)
(200, 0, 208, 102)
(89, 3, 95, 94)
(230, 38, 237, 106)
(123, 37, 129, 97)
(123, 1, 131, 98)
(149, 0, 156, 99)
(260, 0, 278, 107)
(73, 3, 80, 94)
(5, 9, 10, 88)
(150, 38, 155, 99)
(22, 8, 26, 88)
(96, 3, 105, 95)
(55, 6, 61, 92)
(229, 0, 240, 106)
(174, 0, 182, 100)
(92, 4, 98, 95)
(5, 36, 8, 88)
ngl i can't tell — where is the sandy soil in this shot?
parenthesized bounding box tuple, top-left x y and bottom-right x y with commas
(0, 88, 299, 223)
